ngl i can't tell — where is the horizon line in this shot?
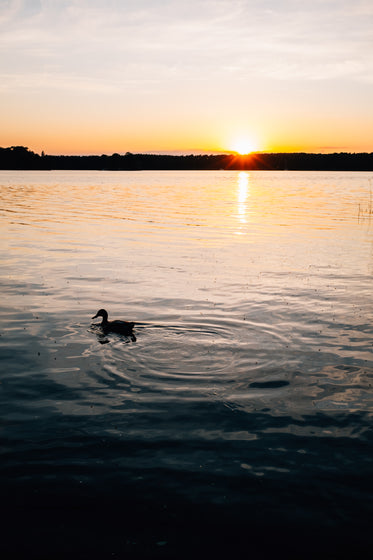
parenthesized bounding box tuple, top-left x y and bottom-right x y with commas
(3, 146, 372, 157)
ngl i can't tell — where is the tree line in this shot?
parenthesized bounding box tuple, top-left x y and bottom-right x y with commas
(1, 145, 373, 171)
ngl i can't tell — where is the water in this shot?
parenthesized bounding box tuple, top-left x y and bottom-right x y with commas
(0, 170, 372, 558)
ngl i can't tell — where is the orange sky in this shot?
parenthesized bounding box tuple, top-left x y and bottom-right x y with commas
(1, 1, 372, 155)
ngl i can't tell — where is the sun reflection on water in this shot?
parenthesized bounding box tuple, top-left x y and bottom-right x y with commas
(236, 171, 249, 231)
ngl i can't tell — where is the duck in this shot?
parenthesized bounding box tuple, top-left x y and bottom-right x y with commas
(91, 309, 135, 335)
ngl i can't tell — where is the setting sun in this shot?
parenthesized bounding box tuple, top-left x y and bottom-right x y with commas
(230, 137, 258, 155)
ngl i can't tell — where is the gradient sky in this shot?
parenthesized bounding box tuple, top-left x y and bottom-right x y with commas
(1, 0, 372, 155)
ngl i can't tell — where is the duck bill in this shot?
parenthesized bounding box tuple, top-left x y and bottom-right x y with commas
(92, 313, 99, 319)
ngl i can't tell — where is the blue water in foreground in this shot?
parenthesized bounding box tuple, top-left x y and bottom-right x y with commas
(0, 170, 372, 558)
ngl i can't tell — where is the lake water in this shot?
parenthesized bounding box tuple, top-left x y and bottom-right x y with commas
(0, 170, 372, 558)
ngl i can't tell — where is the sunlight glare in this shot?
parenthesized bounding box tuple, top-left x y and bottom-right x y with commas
(230, 137, 258, 155)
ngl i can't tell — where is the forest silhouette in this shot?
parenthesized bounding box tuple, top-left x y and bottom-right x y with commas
(1, 146, 373, 171)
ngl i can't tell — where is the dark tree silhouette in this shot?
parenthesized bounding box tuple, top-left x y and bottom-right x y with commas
(0, 146, 372, 171)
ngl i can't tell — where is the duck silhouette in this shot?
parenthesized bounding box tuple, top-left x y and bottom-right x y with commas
(92, 309, 135, 336)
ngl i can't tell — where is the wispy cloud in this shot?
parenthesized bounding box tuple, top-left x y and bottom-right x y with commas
(1, 0, 372, 89)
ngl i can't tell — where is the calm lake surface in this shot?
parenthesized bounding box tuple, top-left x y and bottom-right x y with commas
(0, 170, 372, 558)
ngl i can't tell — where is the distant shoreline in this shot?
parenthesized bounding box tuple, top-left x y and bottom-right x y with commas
(1, 146, 373, 171)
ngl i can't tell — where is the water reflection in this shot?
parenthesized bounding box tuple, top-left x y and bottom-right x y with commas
(236, 171, 249, 232)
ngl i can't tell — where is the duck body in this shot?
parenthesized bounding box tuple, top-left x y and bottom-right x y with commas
(92, 309, 135, 335)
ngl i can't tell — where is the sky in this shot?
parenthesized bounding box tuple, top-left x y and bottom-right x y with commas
(1, 0, 372, 155)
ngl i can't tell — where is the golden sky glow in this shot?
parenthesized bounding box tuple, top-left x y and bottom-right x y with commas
(1, 0, 373, 155)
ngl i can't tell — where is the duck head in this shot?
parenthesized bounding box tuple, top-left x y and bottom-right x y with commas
(92, 309, 108, 322)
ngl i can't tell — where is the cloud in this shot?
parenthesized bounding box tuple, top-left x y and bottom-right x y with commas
(0, 0, 372, 92)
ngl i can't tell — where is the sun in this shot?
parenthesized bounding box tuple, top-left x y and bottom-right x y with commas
(230, 137, 258, 155)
